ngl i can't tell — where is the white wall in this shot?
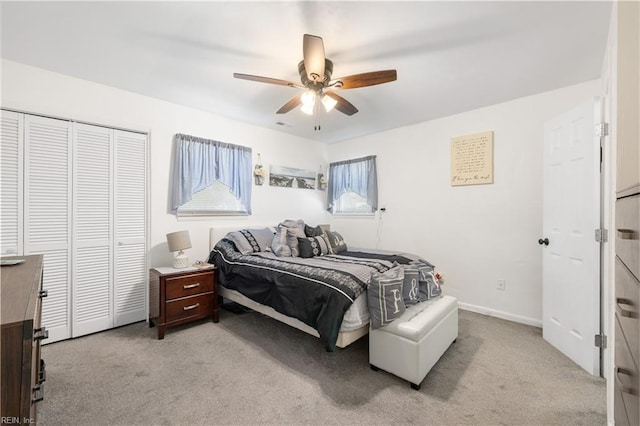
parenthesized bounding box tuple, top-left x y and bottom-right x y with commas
(328, 79, 600, 325)
(1, 58, 602, 326)
(1, 59, 330, 267)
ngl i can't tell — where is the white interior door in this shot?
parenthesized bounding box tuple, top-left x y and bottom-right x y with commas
(72, 123, 113, 337)
(542, 99, 601, 375)
(114, 129, 147, 326)
(0, 110, 23, 256)
(24, 114, 73, 343)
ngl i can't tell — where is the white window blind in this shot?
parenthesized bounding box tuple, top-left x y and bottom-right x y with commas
(177, 181, 248, 216)
(332, 190, 375, 214)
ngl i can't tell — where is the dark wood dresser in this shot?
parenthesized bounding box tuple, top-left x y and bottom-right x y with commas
(149, 266, 218, 339)
(613, 3, 639, 424)
(1, 255, 47, 423)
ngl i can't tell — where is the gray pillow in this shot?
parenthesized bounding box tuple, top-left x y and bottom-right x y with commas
(271, 227, 292, 257)
(226, 228, 275, 255)
(368, 266, 406, 329)
(427, 271, 442, 299)
(402, 265, 421, 305)
(326, 230, 347, 254)
(304, 224, 324, 237)
(278, 219, 306, 256)
(297, 235, 332, 258)
(411, 260, 434, 302)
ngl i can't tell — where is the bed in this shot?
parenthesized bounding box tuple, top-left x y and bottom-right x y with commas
(208, 225, 432, 351)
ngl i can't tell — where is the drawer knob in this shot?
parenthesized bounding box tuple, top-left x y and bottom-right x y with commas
(183, 283, 201, 290)
(32, 384, 44, 403)
(34, 327, 49, 341)
(617, 229, 638, 240)
(38, 359, 46, 384)
(616, 298, 638, 319)
(183, 303, 200, 311)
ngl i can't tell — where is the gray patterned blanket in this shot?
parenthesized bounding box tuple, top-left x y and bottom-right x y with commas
(210, 239, 420, 351)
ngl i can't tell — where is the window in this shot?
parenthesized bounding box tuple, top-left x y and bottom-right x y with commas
(327, 155, 378, 215)
(171, 134, 252, 216)
(177, 181, 247, 216)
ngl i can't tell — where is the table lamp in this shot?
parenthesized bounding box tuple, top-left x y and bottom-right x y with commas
(166, 230, 192, 268)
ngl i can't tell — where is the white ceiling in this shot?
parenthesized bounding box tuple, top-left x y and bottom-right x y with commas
(1, 1, 612, 144)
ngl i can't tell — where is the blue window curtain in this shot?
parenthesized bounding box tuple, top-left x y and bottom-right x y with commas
(327, 155, 378, 212)
(171, 133, 252, 214)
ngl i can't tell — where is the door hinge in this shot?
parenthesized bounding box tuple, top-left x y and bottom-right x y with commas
(595, 122, 609, 137)
(595, 229, 608, 243)
(595, 333, 607, 349)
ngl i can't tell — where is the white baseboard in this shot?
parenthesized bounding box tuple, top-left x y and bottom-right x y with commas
(458, 302, 542, 328)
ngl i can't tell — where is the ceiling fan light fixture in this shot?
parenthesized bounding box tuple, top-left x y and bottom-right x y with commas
(321, 94, 337, 112)
(301, 101, 315, 115)
(301, 90, 316, 106)
(301, 90, 317, 115)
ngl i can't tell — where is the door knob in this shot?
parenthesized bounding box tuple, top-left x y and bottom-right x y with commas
(538, 238, 549, 246)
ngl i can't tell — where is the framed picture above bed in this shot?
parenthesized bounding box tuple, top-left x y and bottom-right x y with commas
(269, 165, 316, 189)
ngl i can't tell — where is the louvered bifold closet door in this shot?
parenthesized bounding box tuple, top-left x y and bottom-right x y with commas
(0, 111, 23, 256)
(24, 115, 72, 343)
(114, 130, 147, 326)
(72, 123, 113, 337)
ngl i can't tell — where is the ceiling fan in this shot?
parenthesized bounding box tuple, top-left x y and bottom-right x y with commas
(233, 34, 397, 126)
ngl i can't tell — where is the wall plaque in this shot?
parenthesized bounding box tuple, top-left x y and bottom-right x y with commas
(450, 131, 494, 186)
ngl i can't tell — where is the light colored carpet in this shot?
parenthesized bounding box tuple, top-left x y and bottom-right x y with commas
(39, 309, 606, 425)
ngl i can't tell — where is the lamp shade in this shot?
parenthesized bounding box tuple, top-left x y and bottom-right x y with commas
(166, 230, 191, 253)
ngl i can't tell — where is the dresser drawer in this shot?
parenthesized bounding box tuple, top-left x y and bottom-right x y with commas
(165, 271, 214, 300)
(616, 256, 640, 367)
(615, 379, 631, 426)
(615, 315, 639, 426)
(165, 293, 214, 323)
(616, 194, 640, 281)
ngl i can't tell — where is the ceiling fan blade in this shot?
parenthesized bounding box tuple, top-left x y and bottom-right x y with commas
(332, 70, 397, 89)
(325, 91, 358, 116)
(303, 34, 325, 82)
(276, 95, 303, 114)
(233, 73, 302, 88)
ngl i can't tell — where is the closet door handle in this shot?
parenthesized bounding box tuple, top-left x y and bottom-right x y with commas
(616, 366, 638, 395)
(616, 298, 638, 318)
(538, 238, 549, 246)
(183, 303, 200, 311)
(39, 289, 48, 298)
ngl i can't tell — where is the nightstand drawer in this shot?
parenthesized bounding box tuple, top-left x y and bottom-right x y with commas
(166, 293, 214, 323)
(165, 272, 214, 300)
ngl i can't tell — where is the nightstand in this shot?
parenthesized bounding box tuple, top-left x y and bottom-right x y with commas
(149, 266, 218, 339)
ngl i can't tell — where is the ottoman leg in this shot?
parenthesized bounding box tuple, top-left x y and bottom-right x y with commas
(411, 382, 422, 391)
(370, 364, 380, 372)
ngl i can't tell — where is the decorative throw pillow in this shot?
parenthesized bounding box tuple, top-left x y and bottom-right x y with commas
(326, 230, 347, 254)
(367, 266, 406, 329)
(271, 226, 292, 257)
(297, 236, 331, 258)
(427, 271, 443, 299)
(402, 265, 421, 305)
(226, 228, 275, 255)
(304, 224, 324, 238)
(410, 260, 435, 302)
(278, 219, 306, 256)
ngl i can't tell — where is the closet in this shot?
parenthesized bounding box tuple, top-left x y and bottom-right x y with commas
(0, 110, 147, 343)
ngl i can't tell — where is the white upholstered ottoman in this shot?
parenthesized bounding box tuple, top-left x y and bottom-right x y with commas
(369, 295, 458, 390)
